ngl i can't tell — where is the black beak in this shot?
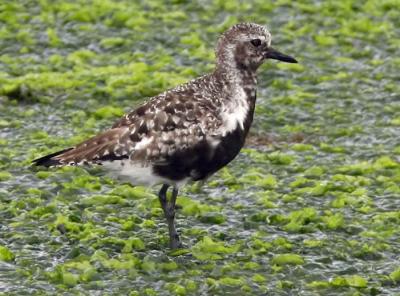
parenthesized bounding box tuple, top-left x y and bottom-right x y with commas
(264, 47, 298, 63)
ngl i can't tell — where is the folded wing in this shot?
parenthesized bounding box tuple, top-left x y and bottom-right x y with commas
(33, 90, 222, 168)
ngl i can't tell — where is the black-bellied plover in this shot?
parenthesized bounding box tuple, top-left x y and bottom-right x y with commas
(33, 23, 297, 249)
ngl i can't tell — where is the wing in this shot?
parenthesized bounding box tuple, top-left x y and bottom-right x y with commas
(35, 86, 223, 167)
(113, 89, 222, 164)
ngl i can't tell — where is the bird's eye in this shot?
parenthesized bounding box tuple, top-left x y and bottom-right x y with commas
(250, 39, 262, 47)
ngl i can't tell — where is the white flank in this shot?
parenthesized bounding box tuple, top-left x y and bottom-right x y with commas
(102, 161, 163, 186)
(134, 136, 153, 150)
(102, 135, 190, 187)
(102, 161, 189, 187)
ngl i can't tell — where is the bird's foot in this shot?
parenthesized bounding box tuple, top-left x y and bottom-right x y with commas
(169, 233, 183, 249)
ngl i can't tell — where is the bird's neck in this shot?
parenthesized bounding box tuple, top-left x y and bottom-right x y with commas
(214, 63, 258, 103)
(212, 63, 258, 138)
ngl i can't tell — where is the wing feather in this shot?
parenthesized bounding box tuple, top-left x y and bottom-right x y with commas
(34, 75, 223, 168)
(48, 128, 130, 165)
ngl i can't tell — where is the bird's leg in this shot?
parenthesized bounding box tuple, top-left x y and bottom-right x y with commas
(166, 186, 182, 249)
(158, 184, 182, 249)
(158, 184, 169, 213)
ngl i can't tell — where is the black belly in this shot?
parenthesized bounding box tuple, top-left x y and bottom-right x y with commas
(153, 127, 247, 182)
(154, 94, 256, 183)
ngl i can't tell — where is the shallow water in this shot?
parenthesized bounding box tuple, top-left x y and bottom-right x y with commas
(1, 1, 400, 295)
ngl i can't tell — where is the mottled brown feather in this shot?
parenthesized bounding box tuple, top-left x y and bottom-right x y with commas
(48, 76, 224, 166)
(52, 128, 129, 164)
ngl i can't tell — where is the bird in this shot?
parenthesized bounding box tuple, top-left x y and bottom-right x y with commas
(33, 23, 297, 249)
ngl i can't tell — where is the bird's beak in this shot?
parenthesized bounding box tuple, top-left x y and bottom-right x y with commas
(264, 47, 298, 63)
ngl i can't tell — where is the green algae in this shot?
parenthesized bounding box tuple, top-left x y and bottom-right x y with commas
(0, 245, 15, 262)
(309, 275, 370, 292)
(332, 275, 368, 288)
(271, 253, 304, 266)
(191, 236, 240, 261)
(1, 0, 400, 295)
(389, 267, 400, 283)
(0, 171, 12, 181)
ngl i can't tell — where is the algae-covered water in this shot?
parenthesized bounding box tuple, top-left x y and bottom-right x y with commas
(1, 0, 400, 295)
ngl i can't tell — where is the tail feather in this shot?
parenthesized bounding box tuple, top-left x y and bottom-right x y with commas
(32, 128, 131, 167)
(32, 148, 73, 167)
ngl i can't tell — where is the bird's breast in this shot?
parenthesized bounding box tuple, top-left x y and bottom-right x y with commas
(218, 85, 256, 137)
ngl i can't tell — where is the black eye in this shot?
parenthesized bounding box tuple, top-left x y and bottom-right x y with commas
(250, 39, 262, 47)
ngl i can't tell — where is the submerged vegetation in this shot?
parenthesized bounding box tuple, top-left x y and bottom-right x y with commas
(0, 0, 399, 295)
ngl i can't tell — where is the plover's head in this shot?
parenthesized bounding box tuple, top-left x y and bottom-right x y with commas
(216, 23, 297, 71)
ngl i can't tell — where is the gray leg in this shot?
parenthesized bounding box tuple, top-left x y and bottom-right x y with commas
(158, 184, 182, 249)
(158, 184, 169, 212)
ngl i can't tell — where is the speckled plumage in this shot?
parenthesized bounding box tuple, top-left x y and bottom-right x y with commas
(33, 23, 297, 249)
